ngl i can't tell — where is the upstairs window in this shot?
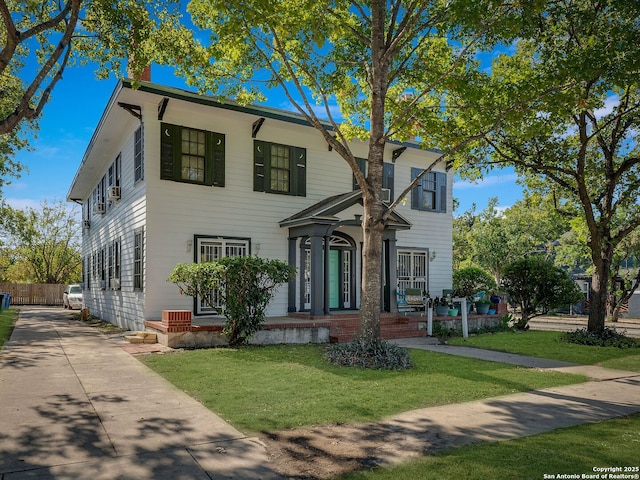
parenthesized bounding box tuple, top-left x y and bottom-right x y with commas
(254, 140, 306, 196)
(411, 168, 447, 212)
(133, 228, 144, 292)
(352, 158, 395, 200)
(161, 123, 225, 187)
(134, 126, 144, 183)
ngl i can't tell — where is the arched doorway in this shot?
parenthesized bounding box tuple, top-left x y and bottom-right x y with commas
(300, 232, 356, 311)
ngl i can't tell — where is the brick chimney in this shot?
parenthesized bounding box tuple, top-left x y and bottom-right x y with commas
(127, 62, 151, 82)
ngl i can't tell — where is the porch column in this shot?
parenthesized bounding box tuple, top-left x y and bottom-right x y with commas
(309, 234, 324, 316)
(384, 233, 398, 313)
(287, 237, 297, 312)
(324, 235, 331, 315)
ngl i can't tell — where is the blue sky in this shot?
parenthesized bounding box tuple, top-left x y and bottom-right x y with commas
(6, 63, 523, 215)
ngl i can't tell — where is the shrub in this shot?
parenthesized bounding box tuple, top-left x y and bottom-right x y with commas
(324, 339, 415, 370)
(169, 256, 296, 346)
(561, 327, 640, 349)
(501, 256, 583, 328)
(452, 266, 496, 298)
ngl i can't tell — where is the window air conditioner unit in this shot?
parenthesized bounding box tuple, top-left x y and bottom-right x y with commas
(82, 220, 91, 229)
(107, 186, 121, 201)
(94, 203, 106, 214)
(381, 188, 391, 203)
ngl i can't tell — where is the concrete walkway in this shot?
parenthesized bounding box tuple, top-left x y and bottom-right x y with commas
(1, 308, 640, 479)
(0, 307, 281, 479)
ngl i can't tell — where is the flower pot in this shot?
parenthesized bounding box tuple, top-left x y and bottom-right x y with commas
(488, 309, 496, 315)
(475, 302, 490, 315)
(436, 305, 449, 316)
(448, 308, 459, 316)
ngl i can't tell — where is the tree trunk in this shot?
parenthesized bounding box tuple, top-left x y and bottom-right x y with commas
(588, 262, 609, 335)
(359, 193, 385, 342)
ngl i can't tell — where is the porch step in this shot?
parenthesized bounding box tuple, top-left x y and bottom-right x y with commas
(124, 332, 158, 344)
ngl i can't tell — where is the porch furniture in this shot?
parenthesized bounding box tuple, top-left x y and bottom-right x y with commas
(396, 288, 427, 316)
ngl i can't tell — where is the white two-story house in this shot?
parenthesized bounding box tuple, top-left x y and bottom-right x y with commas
(67, 79, 453, 331)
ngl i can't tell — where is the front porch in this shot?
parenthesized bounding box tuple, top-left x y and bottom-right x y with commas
(144, 309, 504, 348)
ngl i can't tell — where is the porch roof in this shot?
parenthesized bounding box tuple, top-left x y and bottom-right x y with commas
(279, 190, 412, 230)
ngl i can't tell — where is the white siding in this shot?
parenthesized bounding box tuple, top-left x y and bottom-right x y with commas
(81, 115, 148, 330)
(75, 83, 453, 326)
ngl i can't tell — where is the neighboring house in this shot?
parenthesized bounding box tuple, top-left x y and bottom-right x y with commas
(67, 79, 453, 331)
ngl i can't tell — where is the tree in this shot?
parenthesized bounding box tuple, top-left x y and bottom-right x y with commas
(501, 256, 583, 329)
(0, 0, 186, 173)
(168, 256, 295, 346)
(0, 199, 81, 283)
(458, 195, 567, 284)
(166, 0, 547, 344)
(452, 266, 495, 299)
(459, 0, 640, 335)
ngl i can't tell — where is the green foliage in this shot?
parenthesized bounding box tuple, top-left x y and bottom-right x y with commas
(452, 266, 496, 298)
(561, 327, 640, 349)
(324, 339, 415, 371)
(142, 344, 583, 432)
(452, 0, 640, 334)
(0, 0, 184, 174)
(501, 256, 583, 327)
(0, 199, 81, 283)
(0, 308, 17, 350)
(168, 256, 295, 346)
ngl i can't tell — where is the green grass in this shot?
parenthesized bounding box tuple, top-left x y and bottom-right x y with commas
(0, 308, 17, 349)
(340, 413, 640, 480)
(447, 330, 640, 371)
(142, 344, 586, 433)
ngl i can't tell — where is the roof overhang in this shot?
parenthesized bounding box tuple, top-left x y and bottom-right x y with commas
(279, 190, 412, 231)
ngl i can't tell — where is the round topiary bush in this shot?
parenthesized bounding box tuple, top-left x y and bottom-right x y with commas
(324, 339, 415, 370)
(452, 266, 496, 298)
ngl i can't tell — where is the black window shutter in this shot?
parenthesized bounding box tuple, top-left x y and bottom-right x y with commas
(294, 147, 306, 196)
(353, 157, 367, 191)
(411, 167, 422, 210)
(213, 133, 225, 187)
(254, 140, 266, 192)
(436, 172, 447, 213)
(160, 123, 179, 180)
(383, 162, 395, 200)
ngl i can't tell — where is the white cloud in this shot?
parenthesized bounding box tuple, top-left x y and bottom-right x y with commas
(594, 94, 619, 119)
(3, 197, 42, 210)
(454, 173, 519, 190)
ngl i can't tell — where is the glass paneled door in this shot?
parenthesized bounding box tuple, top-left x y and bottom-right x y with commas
(302, 234, 355, 311)
(196, 237, 249, 314)
(397, 250, 428, 294)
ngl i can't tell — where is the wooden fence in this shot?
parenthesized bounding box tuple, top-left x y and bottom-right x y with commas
(0, 283, 67, 306)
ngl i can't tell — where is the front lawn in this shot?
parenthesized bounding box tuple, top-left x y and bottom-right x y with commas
(340, 413, 640, 479)
(141, 344, 586, 433)
(447, 330, 640, 371)
(0, 308, 17, 349)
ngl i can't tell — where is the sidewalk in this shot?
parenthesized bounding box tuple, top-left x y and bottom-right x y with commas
(2, 308, 640, 479)
(0, 307, 281, 479)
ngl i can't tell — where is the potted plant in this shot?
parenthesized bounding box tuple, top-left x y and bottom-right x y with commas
(435, 296, 449, 316)
(452, 267, 496, 315)
(475, 294, 491, 315)
(448, 301, 459, 316)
